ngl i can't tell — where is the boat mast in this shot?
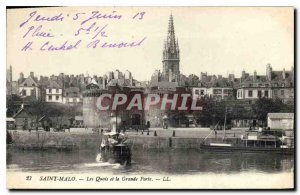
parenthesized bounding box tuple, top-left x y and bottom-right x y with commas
(116, 106, 118, 132)
(223, 106, 227, 140)
(202, 121, 220, 143)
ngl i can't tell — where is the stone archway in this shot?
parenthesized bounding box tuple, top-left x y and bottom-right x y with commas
(131, 114, 141, 126)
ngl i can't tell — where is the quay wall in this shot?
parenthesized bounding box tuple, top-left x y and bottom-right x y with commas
(8, 130, 102, 150)
(8, 131, 240, 150)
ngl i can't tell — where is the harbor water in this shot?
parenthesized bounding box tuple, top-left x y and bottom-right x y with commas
(7, 148, 294, 175)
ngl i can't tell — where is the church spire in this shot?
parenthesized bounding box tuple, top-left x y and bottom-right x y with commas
(168, 14, 175, 36)
(166, 14, 177, 53)
(162, 14, 180, 82)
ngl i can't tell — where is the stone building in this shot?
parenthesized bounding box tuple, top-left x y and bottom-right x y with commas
(82, 14, 197, 129)
(63, 87, 82, 104)
(18, 72, 40, 100)
(236, 64, 294, 103)
(82, 71, 145, 129)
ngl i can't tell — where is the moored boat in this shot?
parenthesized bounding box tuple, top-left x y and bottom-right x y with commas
(200, 129, 294, 155)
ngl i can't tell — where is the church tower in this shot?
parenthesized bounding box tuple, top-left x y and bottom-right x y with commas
(162, 14, 180, 82)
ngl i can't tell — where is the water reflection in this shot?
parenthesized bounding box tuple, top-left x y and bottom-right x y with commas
(7, 148, 294, 175)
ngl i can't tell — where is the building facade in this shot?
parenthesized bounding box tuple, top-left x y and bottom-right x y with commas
(45, 80, 63, 103)
(267, 113, 294, 130)
(236, 65, 294, 103)
(18, 72, 40, 100)
(63, 87, 82, 104)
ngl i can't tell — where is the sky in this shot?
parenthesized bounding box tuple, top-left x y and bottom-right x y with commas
(7, 7, 294, 81)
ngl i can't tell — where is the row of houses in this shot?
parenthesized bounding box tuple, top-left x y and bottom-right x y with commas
(7, 64, 294, 104)
(191, 64, 294, 103)
(7, 67, 141, 104)
(17, 76, 82, 104)
(6, 104, 84, 130)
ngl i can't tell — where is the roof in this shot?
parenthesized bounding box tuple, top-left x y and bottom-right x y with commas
(90, 78, 98, 85)
(150, 81, 178, 90)
(13, 108, 32, 118)
(64, 87, 80, 97)
(19, 76, 38, 87)
(38, 115, 52, 122)
(271, 71, 293, 81)
(242, 75, 268, 83)
(6, 117, 15, 122)
(86, 82, 100, 89)
(75, 116, 83, 121)
(47, 80, 62, 89)
(268, 113, 294, 119)
(107, 79, 132, 87)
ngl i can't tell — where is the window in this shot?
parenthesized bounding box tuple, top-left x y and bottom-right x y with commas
(274, 90, 278, 96)
(281, 90, 284, 96)
(200, 90, 204, 95)
(248, 90, 253, 97)
(281, 83, 285, 87)
(258, 84, 262, 87)
(249, 84, 253, 87)
(195, 89, 199, 95)
(32, 84, 35, 87)
(56, 89, 59, 93)
(49, 89, 52, 93)
(73, 98, 77, 102)
(22, 90, 26, 96)
(24, 83, 27, 87)
(264, 91, 269, 97)
(265, 84, 269, 87)
(49, 95, 52, 100)
(258, 90, 262, 98)
(56, 95, 59, 100)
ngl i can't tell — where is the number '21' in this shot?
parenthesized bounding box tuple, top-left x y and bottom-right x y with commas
(133, 12, 146, 20)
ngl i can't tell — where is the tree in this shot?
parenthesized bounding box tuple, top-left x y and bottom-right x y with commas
(252, 97, 293, 126)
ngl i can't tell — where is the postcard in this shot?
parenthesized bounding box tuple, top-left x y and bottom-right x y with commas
(6, 6, 294, 189)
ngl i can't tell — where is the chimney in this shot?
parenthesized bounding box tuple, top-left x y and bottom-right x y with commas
(102, 76, 107, 89)
(30, 72, 34, 78)
(253, 70, 257, 81)
(282, 68, 286, 79)
(266, 64, 272, 81)
(8, 65, 12, 82)
(242, 70, 246, 79)
(18, 72, 24, 84)
(130, 77, 133, 86)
